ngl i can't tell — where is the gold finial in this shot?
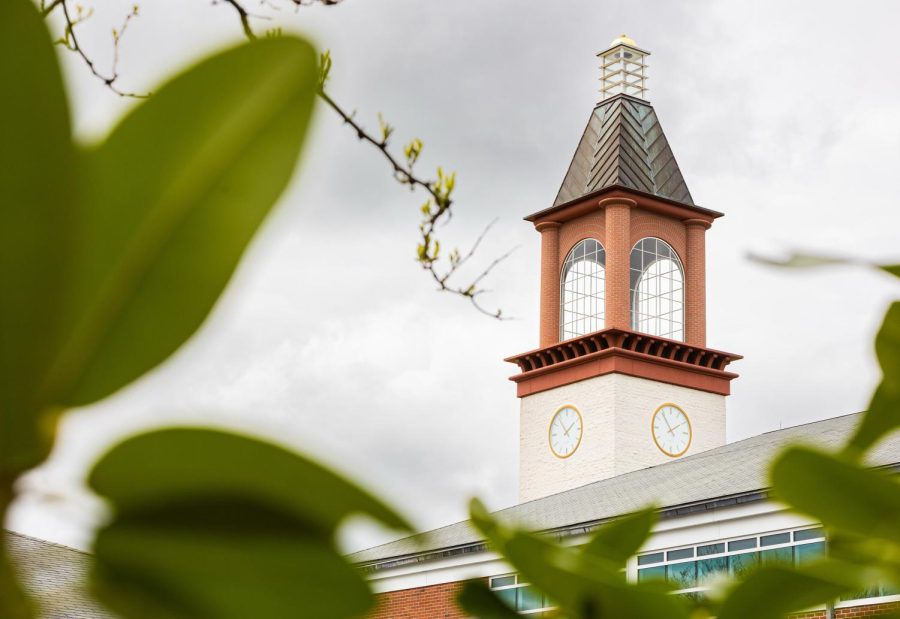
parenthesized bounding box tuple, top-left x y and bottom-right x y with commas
(610, 34, 637, 48)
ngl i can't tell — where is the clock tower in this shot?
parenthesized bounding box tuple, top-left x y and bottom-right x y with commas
(507, 36, 741, 503)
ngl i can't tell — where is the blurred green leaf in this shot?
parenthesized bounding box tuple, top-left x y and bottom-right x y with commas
(93, 499, 370, 619)
(457, 580, 522, 619)
(750, 252, 900, 280)
(47, 36, 318, 408)
(468, 499, 688, 619)
(470, 498, 615, 605)
(88, 428, 409, 619)
(88, 428, 409, 534)
(771, 447, 900, 544)
(581, 508, 657, 565)
(716, 563, 860, 619)
(848, 302, 900, 455)
(0, 0, 74, 475)
(747, 252, 850, 269)
(850, 384, 900, 459)
(828, 532, 900, 586)
(1, 0, 71, 614)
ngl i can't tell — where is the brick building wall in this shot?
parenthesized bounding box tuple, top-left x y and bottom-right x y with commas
(792, 600, 900, 617)
(366, 582, 468, 619)
(367, 582, 898, 619)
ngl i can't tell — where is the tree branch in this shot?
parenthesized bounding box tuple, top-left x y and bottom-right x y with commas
(41, 0, 65, 17)
(219, 0, 257, 40)
(318, 88, 513, 319)
(317, 90, 432, 196)
(57, 1, 147, 98)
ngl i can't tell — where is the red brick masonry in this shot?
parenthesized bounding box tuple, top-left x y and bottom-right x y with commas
(366, 582, 468, 619)
(368, 585, 897, 619)
(792, 600, 900, 617)
(527, 186, 721, 350)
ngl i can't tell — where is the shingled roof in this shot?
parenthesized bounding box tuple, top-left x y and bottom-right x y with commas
(553, 93, 694, 207)
(350, 413, 900, 567)
(5, 530, 114, 619)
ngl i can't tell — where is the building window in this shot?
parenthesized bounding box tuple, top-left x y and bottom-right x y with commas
(636, 527, 828, 601)
(489, 574, 555, 615)
(560, 239, 606, 340)
(630, 237, 684, 341)
(491, 526, 900, 614)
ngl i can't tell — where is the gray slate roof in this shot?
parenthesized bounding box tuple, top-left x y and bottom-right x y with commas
(554, 94, 694, 207)
(351, 413, 900, 566)
(6, 530, 115, 619)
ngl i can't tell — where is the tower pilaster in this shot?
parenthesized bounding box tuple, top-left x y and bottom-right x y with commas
(599, 196, 635, 331)
(685, 219, 711, 347)
(536, 221, 561, 348)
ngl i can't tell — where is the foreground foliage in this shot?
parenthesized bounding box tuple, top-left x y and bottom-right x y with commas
(2, 0, 898, 617)
(1, 2, 408, 617)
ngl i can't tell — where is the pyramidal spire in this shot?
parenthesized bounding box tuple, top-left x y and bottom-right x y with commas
(554, 36, 693, 207)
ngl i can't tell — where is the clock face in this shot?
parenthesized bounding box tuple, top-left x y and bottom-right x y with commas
(652, 404, 692, 457)
(549, 406, 583, 458)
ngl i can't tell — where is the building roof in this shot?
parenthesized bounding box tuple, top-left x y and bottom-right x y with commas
(553, 94, 694, 208)
(350, 413, 900, 567)
(5, 530, 114, 619)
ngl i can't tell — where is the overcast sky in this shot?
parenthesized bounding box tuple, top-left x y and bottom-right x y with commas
(9, 0, 900, 553)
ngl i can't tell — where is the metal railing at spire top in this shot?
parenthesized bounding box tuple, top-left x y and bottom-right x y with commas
(598, 34, 650, 101)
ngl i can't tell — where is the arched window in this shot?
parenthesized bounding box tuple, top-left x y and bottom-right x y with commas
(560, 239, 606, 340)
(630, 238, 684, 341)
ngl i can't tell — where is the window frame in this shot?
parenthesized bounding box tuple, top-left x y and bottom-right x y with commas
(488, 574, 557, 615)
(559, 238, 606, 341)
(487, 526, 898, 616)
(635, 526, 827, 599)
(629, 237, 685, 341)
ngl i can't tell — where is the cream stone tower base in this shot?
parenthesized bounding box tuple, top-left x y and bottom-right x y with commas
(518, 373, 725, 503)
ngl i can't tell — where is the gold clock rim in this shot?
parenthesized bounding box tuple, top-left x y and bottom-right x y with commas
(548, 404, 584, 459)
(651, 402, 692, 458)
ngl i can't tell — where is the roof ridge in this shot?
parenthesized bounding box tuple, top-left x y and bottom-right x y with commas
(4, 529, 93, 557)
(754, 411, 864, 437)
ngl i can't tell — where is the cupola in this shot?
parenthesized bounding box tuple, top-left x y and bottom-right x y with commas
(598, 34, 649, 100)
